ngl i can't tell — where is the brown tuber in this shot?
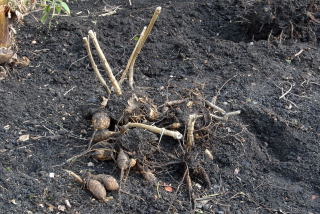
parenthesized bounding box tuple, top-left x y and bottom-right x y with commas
(92, 149, 114, 161)
(93, 130, 117, 143)
(117, 149, 129, 181)
(141, 169, 157, 184)
(92, 112, 110, 130)
(94, 174, 119, 191)
(136, 163, 157, 184)
(85, 179, 112, 202)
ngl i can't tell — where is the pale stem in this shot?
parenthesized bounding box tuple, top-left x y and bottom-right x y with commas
(88, 30, 122, 95)
(83, 37, 111, 94)
(123, 122, 182, 140)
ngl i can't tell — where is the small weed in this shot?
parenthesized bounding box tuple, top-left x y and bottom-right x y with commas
(40, 0, 70, 26)
(5, 167, 12, 171)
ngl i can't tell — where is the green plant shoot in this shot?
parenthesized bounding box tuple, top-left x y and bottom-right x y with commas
(40, 0, 70, 25)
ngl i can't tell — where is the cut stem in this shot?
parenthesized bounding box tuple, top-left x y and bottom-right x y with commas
(128, 26, 147, 88)
(119, 7, 161, 85)
(88, 30, 122, 95)
(83, 37, 111, 94)
(122, 122, 182, 140)
(210, 110, 241, 121)
(186, 114, 202, 150)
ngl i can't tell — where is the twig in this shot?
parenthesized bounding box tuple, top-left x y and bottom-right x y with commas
(119, 7, 161, 85)
(87, 129, 97, 150)
(165, 99, 187, 106)
(66, 149, 92, 163)
(186, 114, 202, 150)
(122, 122, 182, 140)
(279, 82, 293, 99)
(119, 190, 145, 202)
(205, 100, 226, 114)
(63, 86, 76, 96)
(64, 170, 84, 184)
(88, 30, 122, 95)
(210, 110, 241, 121)
(224, 110, 241, 119)
(185, 164, 194, 203)
(83, 37, 111, 94)
(212, 74, 238, 104)
(167, 164, 189, 213)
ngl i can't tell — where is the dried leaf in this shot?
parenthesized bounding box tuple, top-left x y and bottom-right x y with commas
(14, 56, 30, 67)
(125, 96, 139, 113)
(148, 105, 158, 121)
(0, 48, 14, 64)
(18, 134, 29, 142)
(100, 96, 108, 107)
(164, 186, 173, 192)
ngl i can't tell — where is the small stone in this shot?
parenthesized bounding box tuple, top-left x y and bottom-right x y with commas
(204, 149, 214, 160)
(58, 205, 66, 212)
(49, 172, 55, 178)
(194, 182, 202, 189)
(87, 162, 94, 167)
(64, 199, 71, 208)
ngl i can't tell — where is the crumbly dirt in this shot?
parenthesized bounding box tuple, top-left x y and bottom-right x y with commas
(0, 0, 319, 213)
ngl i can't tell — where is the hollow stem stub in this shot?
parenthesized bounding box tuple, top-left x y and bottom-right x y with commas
(186, 114, 202, 149)
(88, 30, 122, 95)
(83, 37, 111, 94)
(123, 122, 182, 140)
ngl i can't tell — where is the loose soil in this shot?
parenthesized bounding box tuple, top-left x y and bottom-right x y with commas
(0, 0, 320, 213)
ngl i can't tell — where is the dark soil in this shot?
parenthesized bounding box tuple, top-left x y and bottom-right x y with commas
(1, 0, 320, 213)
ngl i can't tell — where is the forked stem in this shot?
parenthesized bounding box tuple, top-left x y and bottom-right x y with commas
(119, 7, 161, 86)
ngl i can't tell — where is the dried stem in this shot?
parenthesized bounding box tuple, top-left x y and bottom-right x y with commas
(205, 100, 226, 114)
(119, 7, 161, 85)
(128, 27, 147, 88)
(186, 114, 202, 150)
(88, 30, 122, 95)
(83, 37, 111, 94)
(210, 110, 241, 121)
(165, 99, 187, 106)
(64, 170, 84, 184)
(122, 122, 182, 140)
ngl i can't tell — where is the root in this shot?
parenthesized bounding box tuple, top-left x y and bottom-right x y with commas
(122, 122, 183, 140)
